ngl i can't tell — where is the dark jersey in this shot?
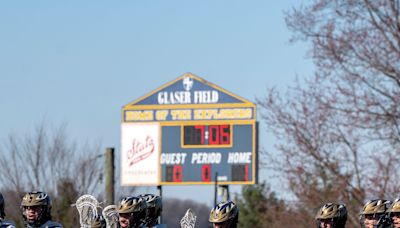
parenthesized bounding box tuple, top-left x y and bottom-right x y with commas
(0, 219, 16, 228)
(26, 220, 63, 228)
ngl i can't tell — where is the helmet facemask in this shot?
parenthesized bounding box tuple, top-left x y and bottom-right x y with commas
(119, 211, 144, 228)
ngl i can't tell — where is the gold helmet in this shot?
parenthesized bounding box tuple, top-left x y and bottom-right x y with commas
(316, 203, 347, 219)
(388, 198, 400, 213)
(209, 201, 238, 228)
(21, 191, 51, 207)
(315, 203, 347, 228)
(117, 196, 146, 214)
(360, 199, 391, 215)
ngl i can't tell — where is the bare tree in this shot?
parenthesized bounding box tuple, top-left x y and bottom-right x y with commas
(0, 123, 103, 194)
(257, 1, 400, 227)
(258, 81, 366, 227)
(285, 0, 400, 144)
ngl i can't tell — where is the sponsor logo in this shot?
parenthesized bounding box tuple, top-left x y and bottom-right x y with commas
(127, 136, 155, 166)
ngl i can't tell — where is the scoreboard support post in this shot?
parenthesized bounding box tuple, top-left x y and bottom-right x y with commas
(157, 185, 163, 224)
(214, 172, 218, 206)
(218, 185, 230, 202)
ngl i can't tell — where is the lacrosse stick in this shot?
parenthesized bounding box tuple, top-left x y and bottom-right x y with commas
(180, 208, 196, 228)
(74, 194, 100, 228)
(102, 205, 119, 228)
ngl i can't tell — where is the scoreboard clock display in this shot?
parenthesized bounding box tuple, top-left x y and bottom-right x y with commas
(183, 125, 231, 146)
(161, 123, 255, 185)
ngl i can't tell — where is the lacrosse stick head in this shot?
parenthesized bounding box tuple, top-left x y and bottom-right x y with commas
(102, 205, 119, 228)
(180, 208, 197, 228)
(75, 194, 100, 227)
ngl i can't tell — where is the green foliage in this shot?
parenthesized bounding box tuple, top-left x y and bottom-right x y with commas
(236, 183, 267, 228)
(236, 182, 290, 228)
(236, 182, 312, 227)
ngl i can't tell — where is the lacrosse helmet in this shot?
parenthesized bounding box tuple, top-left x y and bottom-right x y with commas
(315, 203, 347, 228)
(209, 201, 238, 228)
(21, 191, 52, 227)
(359, 199, 391, 228)
(388, 198, 400, 214)
(138, 194, 162, 226)
(117, 196, 147, 228)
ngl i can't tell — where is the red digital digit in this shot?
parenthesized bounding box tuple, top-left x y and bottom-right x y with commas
(244, 164, 249, 181)
(201, 165, 211, 182)
(209, 125, 219, 145)
(219, 125, 230, 144)
(194, 125, 205, 145)
(173, 165, 183, 182)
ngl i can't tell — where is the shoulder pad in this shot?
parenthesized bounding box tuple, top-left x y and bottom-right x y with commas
(40, 220, 63, 228)
(0, 220, 16, 228)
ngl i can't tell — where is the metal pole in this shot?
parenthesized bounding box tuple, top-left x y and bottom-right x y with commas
(256, 121, 259, 184)
(105, 148, 115, 205)
(214, 172, 218, 206)
(157, 185, 162, 224)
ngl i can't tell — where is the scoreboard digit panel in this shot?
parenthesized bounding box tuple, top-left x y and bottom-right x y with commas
(182, 124, 232, 147)
(160, 123, 255, 184)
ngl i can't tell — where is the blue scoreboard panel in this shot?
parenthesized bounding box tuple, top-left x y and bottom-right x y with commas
(160, 122, 255, 184)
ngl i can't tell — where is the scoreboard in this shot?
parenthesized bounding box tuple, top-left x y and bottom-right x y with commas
(121, 73, 257, 186)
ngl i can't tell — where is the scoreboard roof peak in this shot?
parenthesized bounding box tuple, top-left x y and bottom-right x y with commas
(123, 72, 255, 108)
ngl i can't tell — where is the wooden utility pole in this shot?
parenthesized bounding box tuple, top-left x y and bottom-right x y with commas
(105, 147, 115, 205)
